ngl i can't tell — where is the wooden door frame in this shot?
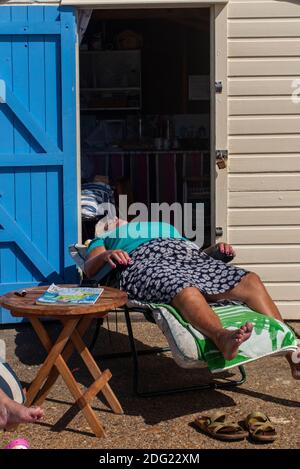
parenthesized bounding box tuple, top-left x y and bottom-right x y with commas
(75, 2, 229, 246)
(211, 3, 228, 244)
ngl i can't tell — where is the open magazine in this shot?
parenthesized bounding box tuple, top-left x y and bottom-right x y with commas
(36, 284, 103, 305)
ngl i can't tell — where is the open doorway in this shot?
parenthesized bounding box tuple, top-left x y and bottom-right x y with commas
(79, 8, 211, 246)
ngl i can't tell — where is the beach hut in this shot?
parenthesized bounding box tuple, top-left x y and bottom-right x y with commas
(0, 0, 299, 323)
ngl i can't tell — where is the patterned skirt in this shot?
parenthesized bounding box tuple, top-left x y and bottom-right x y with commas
(120, 238, 248, 304)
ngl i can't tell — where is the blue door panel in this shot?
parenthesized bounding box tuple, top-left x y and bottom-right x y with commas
(0, 6, 78, 324)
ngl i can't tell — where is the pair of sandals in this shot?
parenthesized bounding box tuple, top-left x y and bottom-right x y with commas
(194, 411, 277, 443)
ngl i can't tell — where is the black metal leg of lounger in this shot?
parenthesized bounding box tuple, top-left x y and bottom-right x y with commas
(214, 364, 247, 389)
(123, 305, 247, 397)
(89, 318, 102, 352)
(89, 314, 170, 358)
(89, 307, 247, 397)
(94, 347, 170, 360)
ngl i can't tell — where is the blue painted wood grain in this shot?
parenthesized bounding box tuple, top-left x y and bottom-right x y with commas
(0, 6, 78, 324)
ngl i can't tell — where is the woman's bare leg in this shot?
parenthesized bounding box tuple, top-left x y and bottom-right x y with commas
(205, 272, 300, 379)
(171, 287, 253, 361)
(205, 272, 281, 320)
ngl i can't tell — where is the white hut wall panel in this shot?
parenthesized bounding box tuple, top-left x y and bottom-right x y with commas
(228, 0, 300, 319)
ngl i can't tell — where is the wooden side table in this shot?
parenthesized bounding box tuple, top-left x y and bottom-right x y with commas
(0, 285, 128, 438)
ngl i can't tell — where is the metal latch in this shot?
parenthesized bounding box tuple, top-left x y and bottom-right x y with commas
(216, 227, 223, 237)
(215, 81, 223, 93)
(216, 150, 228, 169)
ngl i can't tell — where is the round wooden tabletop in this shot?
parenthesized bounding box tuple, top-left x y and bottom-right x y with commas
(0, 285, 128, 318)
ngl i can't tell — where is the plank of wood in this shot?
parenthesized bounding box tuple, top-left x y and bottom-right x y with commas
(229, 226, 300, 244)
(233, 245, 300, 263)
(275, 302, 300, 319)
(229, 118, 300, 136)
(229, 97, 300, 116)
(229, 58, 300, 77)
(229, 136, 300, 154)
(229, 39, 300, 58)
(77, 370, 112, 409)
(229, 208, 300, 226)
(229, 174, 300, 191)
(231, 264, 300, 282)
(264, 283, 300, 301)
(229, 19, 300, 38)
(229, 190, 300, 207)
(229, 77, 299, 96)
(228, 2, 300, 19)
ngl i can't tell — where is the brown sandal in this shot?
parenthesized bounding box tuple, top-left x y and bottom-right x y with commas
(244, 412, 277, 443)
(194, 411, 248, 441)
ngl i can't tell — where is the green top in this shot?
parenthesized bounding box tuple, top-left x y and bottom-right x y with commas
(87, 221, 183, 280)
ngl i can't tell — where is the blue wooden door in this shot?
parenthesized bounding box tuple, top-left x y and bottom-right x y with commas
(0, 6, 78, 324)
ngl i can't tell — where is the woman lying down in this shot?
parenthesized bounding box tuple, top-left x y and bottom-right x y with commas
(85, 218, 300, 379)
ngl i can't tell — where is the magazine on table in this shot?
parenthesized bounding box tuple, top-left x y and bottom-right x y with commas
(36, 284, 103, 305)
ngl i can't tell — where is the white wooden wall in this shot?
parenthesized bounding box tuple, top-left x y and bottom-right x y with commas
(228, 0, 300, 319)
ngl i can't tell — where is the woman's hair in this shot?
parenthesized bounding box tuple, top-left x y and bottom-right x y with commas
(95, 217, 118, 237)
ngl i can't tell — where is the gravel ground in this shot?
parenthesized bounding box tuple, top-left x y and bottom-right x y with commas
(1, 315, 300, 449)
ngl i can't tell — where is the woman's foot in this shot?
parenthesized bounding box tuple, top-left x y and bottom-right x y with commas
(0, 396, 43, 429)
(287, 349, 300, 379)
(0, 401, 8, 428)
(215, 322, 253, 360)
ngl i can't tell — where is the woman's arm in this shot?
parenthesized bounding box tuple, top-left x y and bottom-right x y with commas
(84, 246, 131, 278)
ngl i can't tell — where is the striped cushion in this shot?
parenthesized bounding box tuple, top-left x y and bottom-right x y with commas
(0, 362, 25, 404)
(81, 182, 115, 220)
(69, 243, 88, 272)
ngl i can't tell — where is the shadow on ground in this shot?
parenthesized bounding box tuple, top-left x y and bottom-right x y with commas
(14, 315, 300, 436)
(14, 318, 239, 426)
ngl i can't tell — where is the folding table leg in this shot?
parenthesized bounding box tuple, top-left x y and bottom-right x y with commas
(27, 317, 107, 438)
(34, 317, 93, 406)
(26, 317, 79, 407)
(35, 317, 123, 415)
(70, 325, 123, 415)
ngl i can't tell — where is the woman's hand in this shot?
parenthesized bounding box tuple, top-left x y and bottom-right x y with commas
(204, 243, 236, 258)
(216, 243, 235, 258)
(85, 246, 131, 278)
(102, 249, 132, 269)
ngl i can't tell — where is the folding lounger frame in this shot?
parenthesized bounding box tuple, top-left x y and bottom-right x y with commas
(90, 304, 247, 398)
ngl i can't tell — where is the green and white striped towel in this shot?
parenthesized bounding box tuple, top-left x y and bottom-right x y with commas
(151, 303, 298, 373)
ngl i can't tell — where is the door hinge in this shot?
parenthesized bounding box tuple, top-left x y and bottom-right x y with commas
(216, 150, 228, 169)
(215, 81, 223, 93)
(216, 227, 223, 237)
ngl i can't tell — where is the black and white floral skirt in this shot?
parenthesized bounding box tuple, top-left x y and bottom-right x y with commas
(119, 238, 248, 304)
